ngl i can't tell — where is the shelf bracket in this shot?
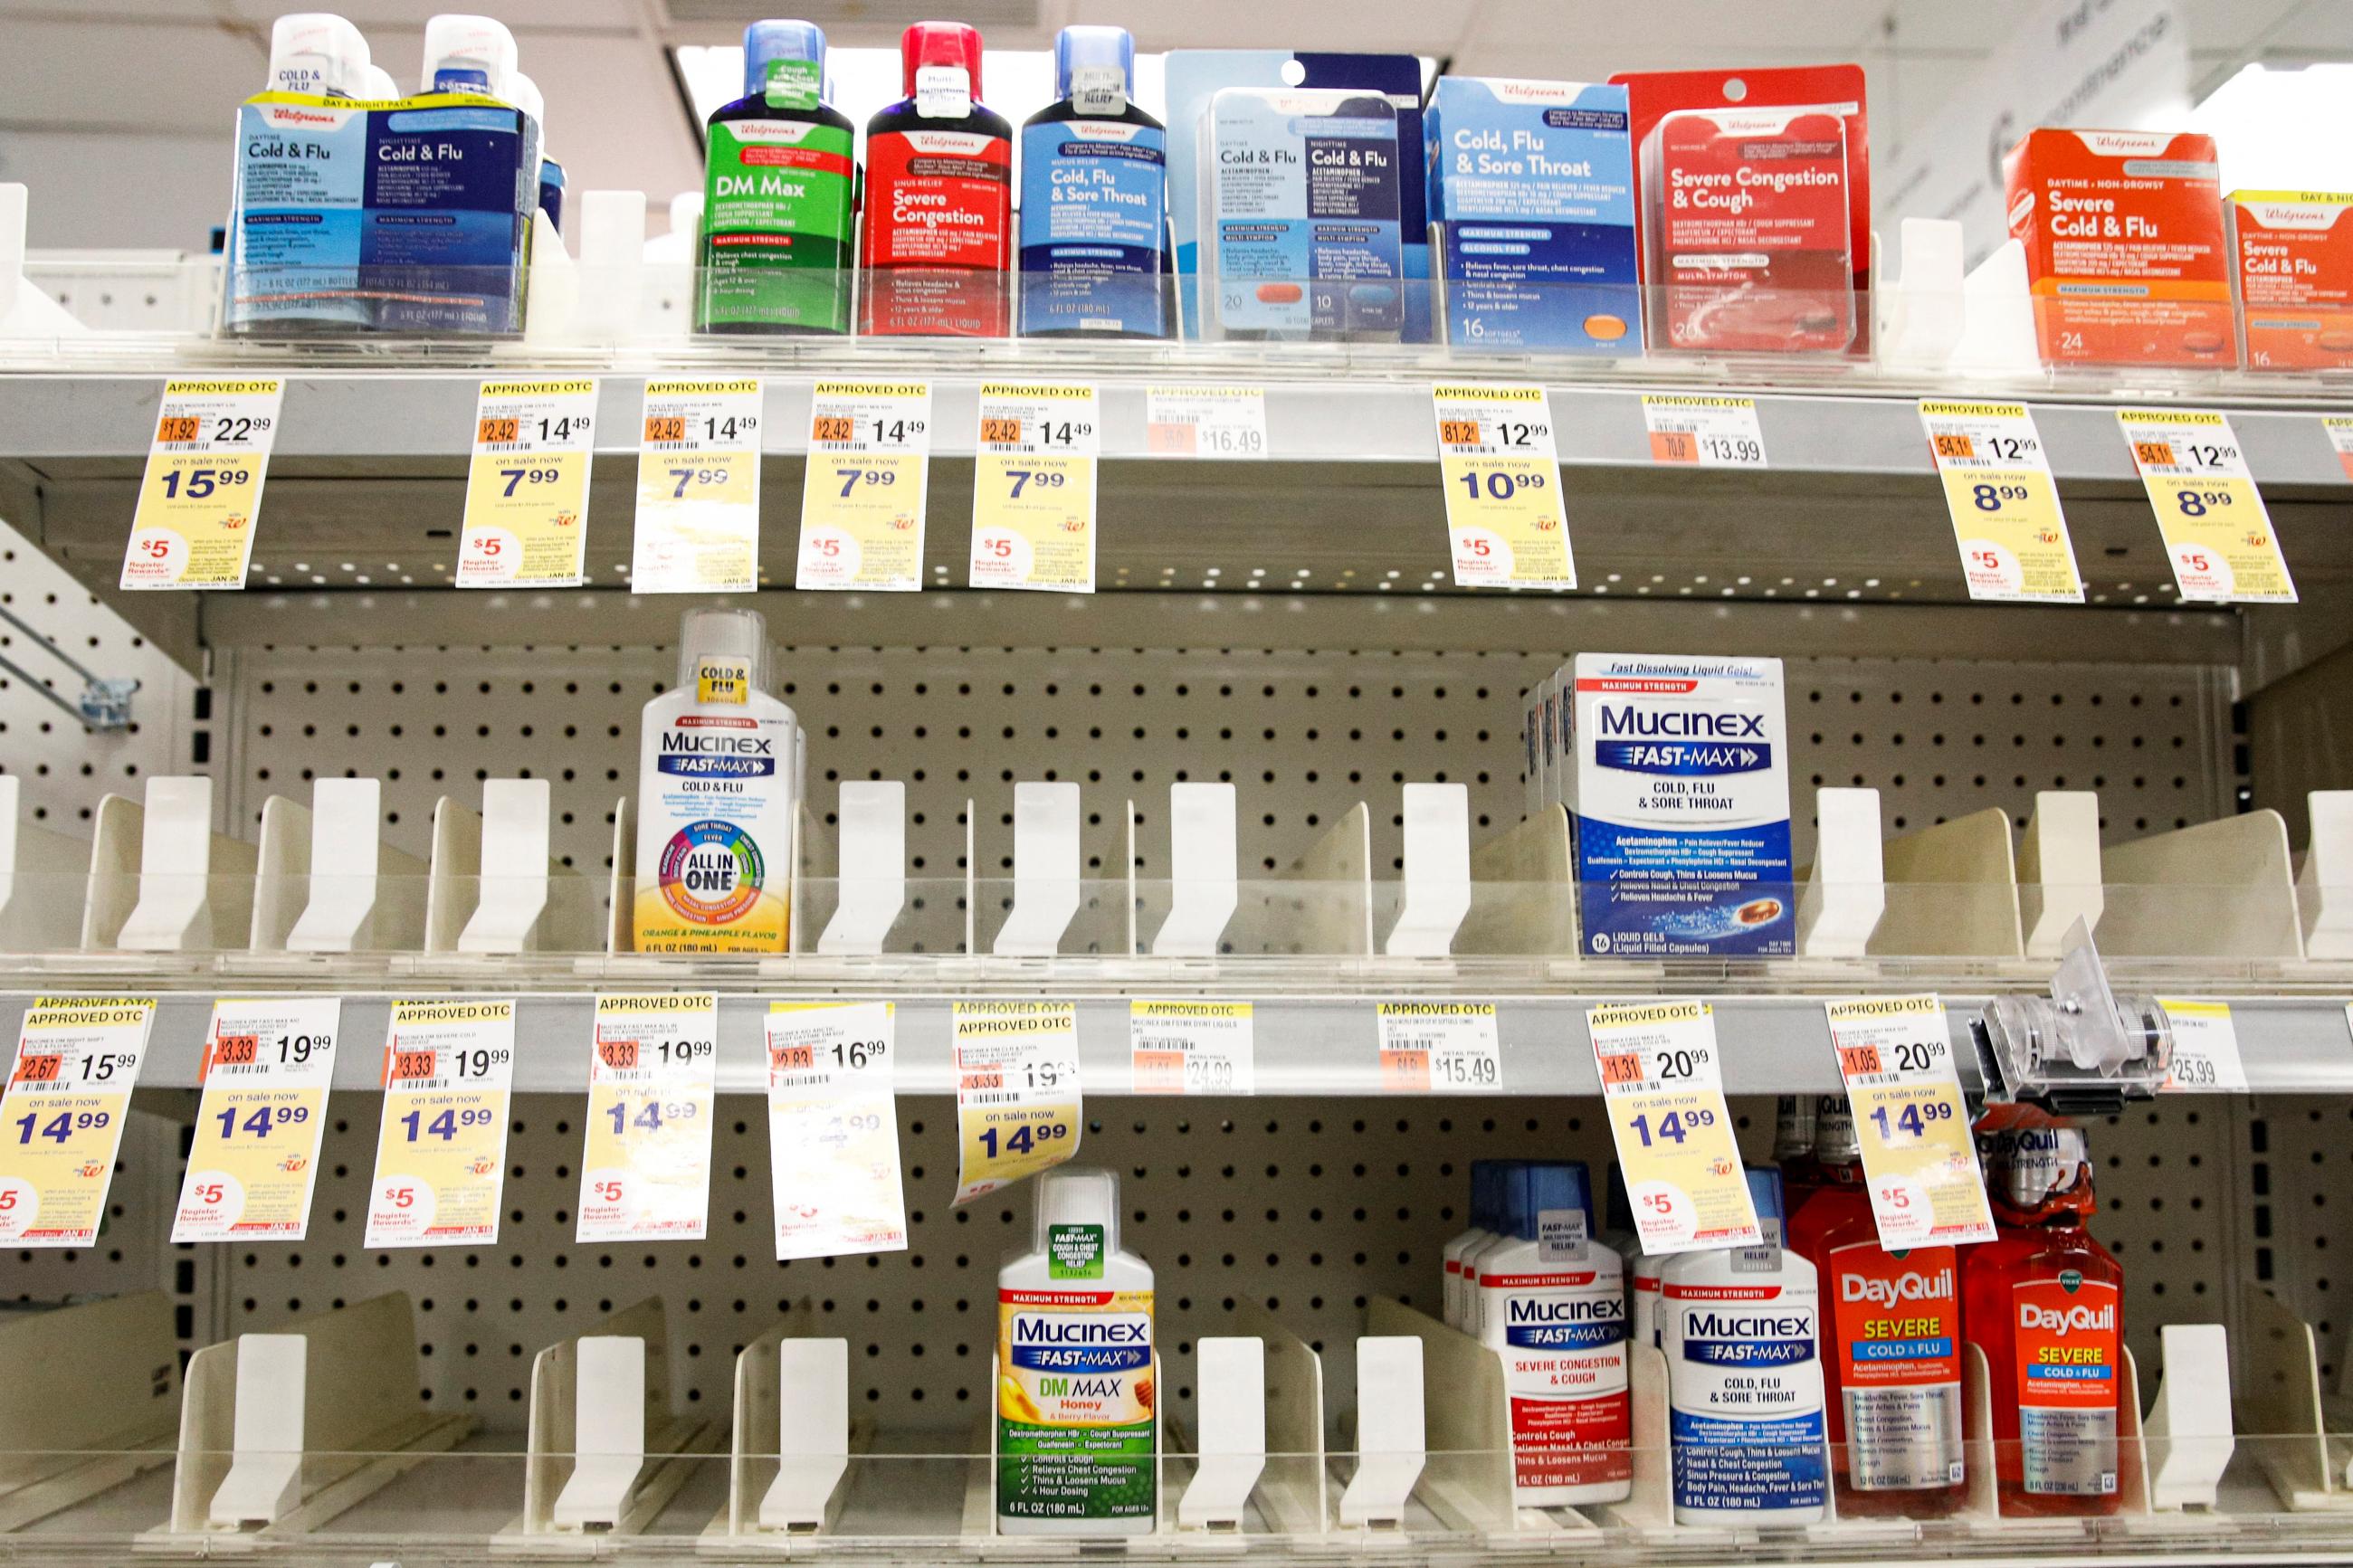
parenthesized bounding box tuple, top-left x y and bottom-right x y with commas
(817, 781, 906, 956)
(1385, 784, 1470, 957)
(1152, 782, 1238, 956)
(1177, 1336, 1265, 1529)
(993, 781, 1081, 956)
(756, 1338, 849, 1531)
(1338, 1336, 1423, 1528)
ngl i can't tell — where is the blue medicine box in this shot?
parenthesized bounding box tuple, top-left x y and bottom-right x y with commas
(1425, 77, 1640, 355)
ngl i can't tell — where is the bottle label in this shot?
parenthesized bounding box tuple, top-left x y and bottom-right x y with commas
(997, 1286, 1155, 1520)
(1484, 1265, 1630, 1496)
(1017, 119, 1168, 337)
(762, 58, 821, 110)
(1069, 65, 1127, 117)
(2013, 1274, 2120, 1497)
(700, 119, 853, 332)
(635, 708, 794, 954)
(1666, 1280, 1827, 1513)
(1828, 1241, 1963, 1490)
(694, 656, 751, 705)
(916, 64, 972, 120)
(862, 128, 1012, 337)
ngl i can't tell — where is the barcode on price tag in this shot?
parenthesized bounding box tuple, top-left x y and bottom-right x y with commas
(1376, 1002, 1500, 1093)
(1641, 394, 1767, 468)
(1146, 386, 1267, 458)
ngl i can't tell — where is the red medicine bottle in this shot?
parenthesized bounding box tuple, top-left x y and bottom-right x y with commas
(858, 21, 1014, 337)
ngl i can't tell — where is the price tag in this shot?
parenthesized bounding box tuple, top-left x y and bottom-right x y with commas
(1919, 401, 2084, 603)
(1586, 999, 1757, 1254)
(173, 997, 338, 1243)
(799, 380, 932, 592)
(1641, 394, 1767, 468)
(2157, 998, 2249, 1093)
(972, 383, 1098, 594)
(123, 378, 283, 590)
(1375, 1002, 1501, 1093)
(2119, 410, 2297, 603)
(1146, 385, 1268, 459)
(952, 1000, 1081, 1205)
(2323, 416, 2353, 482)
(1824, 995, 1995, 1249)
(767, 1001, 907, 1259)
(458, 378, 599, 587)
(632, 379, 762, 594)
(1433, 384, 1575, 590)
(1130, 1001, 1254, 1094)
(577, 993, 719, 1242)
(367, 999, 517, 1248)
(0, 996, 155, 1248)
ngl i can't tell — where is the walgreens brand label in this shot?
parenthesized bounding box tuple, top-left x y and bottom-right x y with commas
(1665, 1280, 1827, 1513)
(1828, 1242, 1963, 1490)
(2014, 1275, 2120, 1497)
(996, 1287, 1156, 1520)
(1482, 1259, 1632, 1497)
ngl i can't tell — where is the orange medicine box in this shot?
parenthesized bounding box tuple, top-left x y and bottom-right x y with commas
(2002, 128, 2231, 367)
(2228, 191, 2353, 370)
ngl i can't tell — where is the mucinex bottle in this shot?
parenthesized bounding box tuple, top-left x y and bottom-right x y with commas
(1963, 1112, 2123, 1517)
(1662, 1165, 1826, 1523)
(1443, 1159, 1505, 1329)
(1604, 1164, 1662, 1349)
(1476, 1162, 1632, 1506)
(996, 1167, 1156, 1534)
(1788, 1107, 1966, 1516)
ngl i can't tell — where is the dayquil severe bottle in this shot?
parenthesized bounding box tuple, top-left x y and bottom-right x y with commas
(859, 20, 1013, 337)
(1787, 1107, 1967, 1517)
(1962, 1111, 2124, 1517)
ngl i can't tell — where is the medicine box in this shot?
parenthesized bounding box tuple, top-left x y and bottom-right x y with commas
(1424, 76, 1639, 354)
(2002, 128, 2231, 367)
(2227, 190, 2353, 371)
(224, 89, 538, 336)
(1198, 86, 1405, 341)
(1565, 653, 1793, 957)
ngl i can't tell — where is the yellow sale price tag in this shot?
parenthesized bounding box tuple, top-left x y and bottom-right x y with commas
(953, 1000, 1081, 1205)
(174, 996, 339, 1243)
(1824, 994, 1995, 1249)
(1587, 999, 1758, 1254)
(1375, 1001, 1501, 1093)
(1919, 401, 2084, 603)
(458, 379, 599, 587)
(366, 999, 517, 1248)
(633, 378, 762, 594)
(2119, 410, 2296, 603)
(799, 380, 932, 592)
(971, 383, 1098, 594)
(1433, 384, 1575, 589)
(123, 378, 283, 591)
(1130, 1000, 1253, 1094)
(0, 996, 155, 1248)
(578, 993, 719, 1242)
(767, 1001, 907, 1259)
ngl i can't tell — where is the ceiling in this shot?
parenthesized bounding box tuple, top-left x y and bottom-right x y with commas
(2, 0, 2349, 249)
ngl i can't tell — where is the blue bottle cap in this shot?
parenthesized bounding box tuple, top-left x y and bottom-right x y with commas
(743, 19, 827, 100)
(1746, 1164, 1786, 1223)
(1054, 24, 1133, 100)
(1516, 1162, 1591, 1240)
(1490, 1163, 1533, 1239)
(1467, 1160, 1500, 1230)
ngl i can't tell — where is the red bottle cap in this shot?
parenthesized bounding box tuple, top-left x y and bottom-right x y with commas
(900, 20, 983, 102)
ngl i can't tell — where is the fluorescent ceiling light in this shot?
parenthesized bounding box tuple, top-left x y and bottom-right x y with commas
(2190, 62, 2353, 193)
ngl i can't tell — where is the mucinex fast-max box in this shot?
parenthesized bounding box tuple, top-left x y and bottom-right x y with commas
(2002, 128, 2231, 367)
(1567, 653, 1792, 957)
(1424, 76, 1639, 354)
(2228, 191, 2353, 370)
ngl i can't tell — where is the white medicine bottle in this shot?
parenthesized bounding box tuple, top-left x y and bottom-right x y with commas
(996, 1168, 1157, 1535)
(632, 608, 801, 954)
(1661, 1164, 1826, 1524)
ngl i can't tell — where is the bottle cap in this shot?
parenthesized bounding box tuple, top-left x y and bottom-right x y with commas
(1054, 24, 1132, 106)
(743, 20, 826, 101)
(677, 607, 768, 695)
(1746, 1164, 1786, 1223)
(506, 69, 543, 127)
(900, 20, 983, 102)
(1981, 1120, 2092, 1211)
(1034, 1166, 1119, 1249)
(267, 14, 356, 96)
(1516, 1161, 1590, 1240)
(422, 13, 517, 95)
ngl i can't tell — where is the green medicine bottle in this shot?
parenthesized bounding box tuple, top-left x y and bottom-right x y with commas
(696, 19, 854, 335)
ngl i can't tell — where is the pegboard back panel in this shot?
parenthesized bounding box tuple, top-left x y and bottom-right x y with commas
(191, 1093, 2242, 1436)
(219, 644, 2232, 882)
